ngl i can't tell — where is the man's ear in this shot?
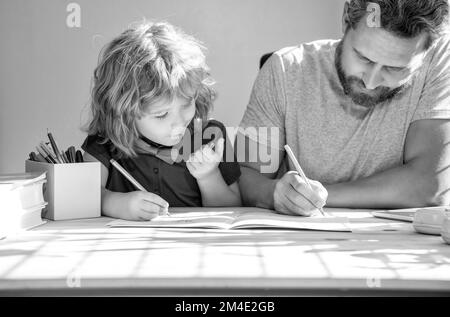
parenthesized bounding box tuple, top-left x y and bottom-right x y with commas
(342, 1, 350, 34)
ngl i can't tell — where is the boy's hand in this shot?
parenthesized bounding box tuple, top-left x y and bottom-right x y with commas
(122, 191, 169, 221)
(186, 138, 224, 180)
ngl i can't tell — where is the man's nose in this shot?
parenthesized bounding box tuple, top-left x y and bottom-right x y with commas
(363, 64, 384, 90)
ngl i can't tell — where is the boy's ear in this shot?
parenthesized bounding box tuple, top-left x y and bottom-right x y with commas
(342, 1, 350, 34)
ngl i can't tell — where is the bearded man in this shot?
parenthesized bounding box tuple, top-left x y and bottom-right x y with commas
(237, 0, 450, 215)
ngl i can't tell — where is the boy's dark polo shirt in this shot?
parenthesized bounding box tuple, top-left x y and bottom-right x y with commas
(81, 120, 241, 207)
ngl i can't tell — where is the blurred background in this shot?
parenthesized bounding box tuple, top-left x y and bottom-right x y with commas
(0, 0, 345, 173)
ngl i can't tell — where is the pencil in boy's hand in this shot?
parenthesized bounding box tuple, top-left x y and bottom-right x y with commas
(109, 159, 171, 217)
(110, 159, 145, 191)
(284, 145, 326, 216)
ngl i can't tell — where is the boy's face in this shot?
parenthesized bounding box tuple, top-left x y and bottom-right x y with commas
(136, 95, 196, 146)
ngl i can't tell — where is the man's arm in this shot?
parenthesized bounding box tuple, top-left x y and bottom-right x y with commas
(236, 129, 281, 209)
(326, 119, 450, 208)
(239, 164, 278, 209)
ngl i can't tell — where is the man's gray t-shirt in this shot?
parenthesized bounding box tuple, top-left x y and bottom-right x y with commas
(239, 37, 450, 184)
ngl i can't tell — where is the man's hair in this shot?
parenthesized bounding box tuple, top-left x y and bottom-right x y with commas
(347, 0, 449, 49)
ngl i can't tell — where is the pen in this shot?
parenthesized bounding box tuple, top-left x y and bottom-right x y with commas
(29, 152, 38, 162)
(35, 153, 48, 163)
(47, 129, 64, 164)
(109, 159, 170, 217)
(61, 152, 69, 163)
(68, 146, 76, 163)
(65, 149, 71, 163)
(75, 150, 84, 163)
(36, 146, 56, 164)
(41, 142, 60, 163)
(284, 145, 326, 216)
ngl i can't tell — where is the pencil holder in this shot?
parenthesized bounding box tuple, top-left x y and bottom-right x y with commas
(25, 160, 101, 220)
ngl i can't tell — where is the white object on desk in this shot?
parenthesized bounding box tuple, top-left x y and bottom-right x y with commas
(372, 206, 450, 226)
(413, 208, 449, 235)
(372, 210, 415, 222)
(441, 213, 450, 244)
(25, 160, 101, 220)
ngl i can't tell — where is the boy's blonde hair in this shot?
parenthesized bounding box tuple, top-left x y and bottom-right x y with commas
(85, 21, 215, 157)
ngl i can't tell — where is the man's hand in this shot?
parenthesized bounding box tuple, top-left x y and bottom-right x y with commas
(274, 171, 328, 216)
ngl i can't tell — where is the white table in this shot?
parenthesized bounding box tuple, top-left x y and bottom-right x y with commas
(0, 207, 449, 295)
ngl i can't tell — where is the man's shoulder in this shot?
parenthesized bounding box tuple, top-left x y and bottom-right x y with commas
(429, 34, 450, 59)
(270, 39, 339, 77)
(435, 33, 450, 48)
(419, 34, 450, 70)
(274, 39, 339, 66)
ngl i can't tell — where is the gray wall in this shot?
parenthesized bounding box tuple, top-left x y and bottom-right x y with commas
(0, 0, 344, 173)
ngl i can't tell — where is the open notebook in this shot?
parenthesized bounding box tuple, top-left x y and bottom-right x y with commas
(107, 209, 351, 232)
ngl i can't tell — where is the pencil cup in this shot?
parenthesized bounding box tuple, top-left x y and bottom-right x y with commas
(25, 160, 101, 220)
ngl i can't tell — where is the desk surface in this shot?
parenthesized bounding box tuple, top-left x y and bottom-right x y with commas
(0, 207, 449, 296)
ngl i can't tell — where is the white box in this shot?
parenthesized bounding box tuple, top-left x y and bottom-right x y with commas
(25, 160, 101, 220)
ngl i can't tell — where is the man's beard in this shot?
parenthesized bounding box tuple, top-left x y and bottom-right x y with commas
(334, 40, 409, 108)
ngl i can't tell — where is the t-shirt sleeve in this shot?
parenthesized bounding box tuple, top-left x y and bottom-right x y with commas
(202, 120, 241, 186)
(413, 36, 450, 122)
(238, 52, 287, 150)
(81, 135, 113, 168)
